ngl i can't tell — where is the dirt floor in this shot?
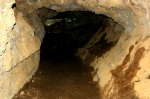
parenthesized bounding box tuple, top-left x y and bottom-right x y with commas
(13, 56, 100, 99)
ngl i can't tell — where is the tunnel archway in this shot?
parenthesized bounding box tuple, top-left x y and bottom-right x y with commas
(13, 8, 125, 98)
(39, 10, 119, 59)
(14, 6, 126, 98)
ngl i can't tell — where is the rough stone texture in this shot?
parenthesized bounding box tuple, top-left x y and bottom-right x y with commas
(0, 51, 40, 99)
(1, 0, 150, 98)
(76, 18, 124, 64)
(73, 0, 150, 98)
(0, 0, 15, 72)
(0, 0, 43, 99)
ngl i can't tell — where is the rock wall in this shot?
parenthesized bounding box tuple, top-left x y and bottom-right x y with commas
(0, 0, 44, 98)
(1, 0, 150, 98)
(74, 0, 150, 99)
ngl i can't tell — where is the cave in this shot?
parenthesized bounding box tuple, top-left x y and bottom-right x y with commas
(40, 10, 112, 58)
(1, 0, 150, 99)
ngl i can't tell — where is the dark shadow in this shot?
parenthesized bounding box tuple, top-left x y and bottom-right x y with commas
(40, 11, 107, 60)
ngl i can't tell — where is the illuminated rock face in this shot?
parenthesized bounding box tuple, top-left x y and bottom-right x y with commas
(1, 0, 150, 98)
(0, 0, 42, 98)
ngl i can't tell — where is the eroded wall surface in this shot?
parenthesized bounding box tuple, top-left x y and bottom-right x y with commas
(0, 0, 44, 98)
(75, 0, 150, 99)
(1, 0, 150, 98)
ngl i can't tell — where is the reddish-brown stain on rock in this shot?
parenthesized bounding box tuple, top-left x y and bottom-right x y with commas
(111, 46, 145, 99)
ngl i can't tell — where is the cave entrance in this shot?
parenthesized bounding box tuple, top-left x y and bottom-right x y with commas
(40, 10, 107, 59)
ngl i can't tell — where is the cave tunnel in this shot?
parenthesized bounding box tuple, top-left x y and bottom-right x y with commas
(40, 10, 108, 59)
(2, 0, 150, 99)
(13, 8, 124, 98)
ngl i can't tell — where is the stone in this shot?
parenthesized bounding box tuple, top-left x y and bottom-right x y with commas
(31, 80, 34, 83)
(20, 91, 25, 95)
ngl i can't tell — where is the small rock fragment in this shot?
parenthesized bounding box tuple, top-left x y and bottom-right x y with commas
(93, 75, 99, 82)
(32, 80, 34, 83)
(20, 91, 25, 95)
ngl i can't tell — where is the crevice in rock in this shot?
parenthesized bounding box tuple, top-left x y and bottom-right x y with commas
(12, 3, 16, 9)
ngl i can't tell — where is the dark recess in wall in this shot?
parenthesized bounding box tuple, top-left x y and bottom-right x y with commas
(12, 3, 16, 9)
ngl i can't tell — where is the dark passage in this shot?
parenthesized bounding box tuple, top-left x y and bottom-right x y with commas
(13, 11, 105, 99)
(40, 11, 103, 59)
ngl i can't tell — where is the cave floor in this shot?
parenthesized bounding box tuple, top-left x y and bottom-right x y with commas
(13, 56, 100, 99)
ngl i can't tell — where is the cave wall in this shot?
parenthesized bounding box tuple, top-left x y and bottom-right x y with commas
(74, 1, 150, 99)
(0, 0, 44, 98)
(1, 0, 150, 98)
